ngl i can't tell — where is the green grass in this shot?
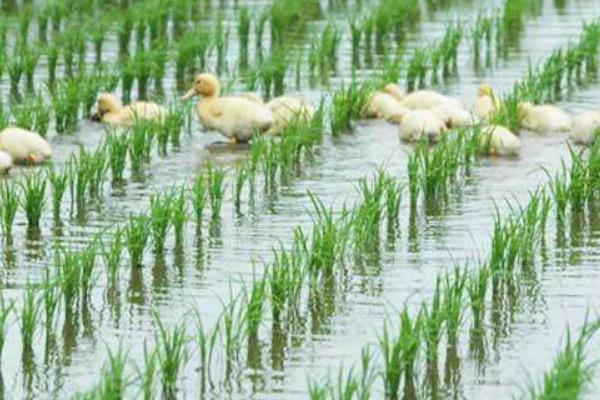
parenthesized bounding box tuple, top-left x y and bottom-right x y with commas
(125, 214, 151, 268)
(0, 183, 19, 237)
(154, 314, 188, 397)
(19, 171, 47, 228)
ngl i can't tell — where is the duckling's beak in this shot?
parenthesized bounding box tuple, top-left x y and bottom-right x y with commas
(181, 88, 198, 101)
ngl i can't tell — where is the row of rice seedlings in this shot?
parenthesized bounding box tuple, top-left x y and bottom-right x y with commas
(11, 96, 51, 137)
(308, 23, 341, 83)
(330, 82, 372, 136)
(492, 18, 600, 131)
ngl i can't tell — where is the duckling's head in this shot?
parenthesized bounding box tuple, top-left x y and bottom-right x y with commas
(383, 83, 405, 101)
(517, 102, 534, 120)
(182, 73, 220, 100)
(92, 93, 123, 121)
(478, 83, 494, 97)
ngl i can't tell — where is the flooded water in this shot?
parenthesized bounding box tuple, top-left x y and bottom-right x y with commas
(1, 0, 600, 398)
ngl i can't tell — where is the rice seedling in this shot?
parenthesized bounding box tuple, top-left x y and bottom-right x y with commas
(103, 227, 124, 287)
(385, 175, 403, 233)
(19, 171, 47, 228)
(194, 313, 219, 392)
(0, 295, 13, 360)
(524, 318, 600, 400)
(97, 345, 130, 399)
(443, 268, 467, 344)
(125, 213, 150, 268)
(91, 20, 108, 65)
(52, 79, 81, 133)
(406, 47, 428, 92)
(207, 165, 226, 221)
(378, 321, 403, 400)
(150, 45, 168, 95)
(165, 109, 184, 147)
(421, 277, 443, 362)
(37, 9, 49, 43)
(245, 274, 266, 338)
(238, 7, 251, 69)
(255, 10, 269, 59)
(46, 44, 59, 87)
(80, 240, 99, 295)
(466, 265, 489, 331)
(234, 164, 248, 213)
(47, 166, 69, 218)
(150, 192, 174, 254)
(20, 283, 40, 351)
(42, 270, 60, 330)
(214, 12, 229, 74)
(8, 49, 24, 93)
(135, 341, 157, 400)
(108, 132, 129, 183)
(133, 50, 153, 100)
(154, 314, 188, 397)
(0, 183, 19, 237)
(330, 83, 371, 136)
(220, 294, 246, 379)
(118, 15, 134, 59)
(21, 46, 39, 93)
(191, 173, 208, 230)
(172, 188, 187, 248)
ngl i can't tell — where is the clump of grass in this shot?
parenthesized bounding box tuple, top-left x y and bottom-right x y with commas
(245, 274, 266, 338)
(42, 270, 60, 331)
(125, 214, 150, 268)
(135, 341, 157, 400)
(0, 183, 19, 237)
(0, 295, 13, 360)
(238, 7, 251, 69)
(330, 83, 371, 136)
(103, 227, 124, 287)
(107, 132, 129, 183)
(97, 345, 130, 399)
(154, 314, 188, 397)
(172, 188, 187, 248)
(19, 172, 47, 228)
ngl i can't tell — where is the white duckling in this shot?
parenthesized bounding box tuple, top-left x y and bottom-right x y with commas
(570, 111, 600, 145)
(182, 73, 273, 143)
(0, 127, 52, 164)
(479, 125, 522, 156)
(518, 102, 572, 133)
(266, 96, 315, 135)
(398, 90, 463, 111)
(365, 90, 409, 124)
(476, 83, 502, 119)
(0, 151, 12, 174)
(383, 83, 405, 102)
(430, 104, 476, 129)
(92, 93, 167, 127)
(398, 110, 447, 142)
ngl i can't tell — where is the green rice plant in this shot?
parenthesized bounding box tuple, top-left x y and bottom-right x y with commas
(135, 17, 146, 50)
(118, 14, 134, 59)
(8, 50, 24, 93)
(19, 8, 33, 40)
(91, 19, 108, 65)
(406, 47, 428, 92)
(220, 295, 246, 377)
(191, 173, 208, 230)
(133, 50, 152, 100)
(103, 227, 124, 287)
(107, 132, 129, 183)
(385, 175, 403, 232)
(524, 318, 600, 400)
(20, 283, 40, 351)
(47, 166, 69, 218)
(349, 18, 362, 67)
(19, 172, 47, 228)
(234, 164, 248, 212)
(52, 79, 81, 133)
(238, 7, 251, 69)
(194, 313, 219, 392)
(0, 295, 14, 360)
(150, 45, 168, 94)
(42, 270, 60, 331)
(466, 265, 489, 330)
(135, 341, 157, 400)
(122, 61, 135, 103)
(165, 109, 184, 147)
(129, 126, 147, 172)
(443, 268, 467, 344)
(330, 83, 371, 136)
(125, 214, 150, 268)
(55, 246, 82, 311)
(207, 165, 226, 221)
(421, 277, 443, 362)
(150, 191, 174, 254)
(214, 12, 229, 74)
(80, 240, 98, 295)
(471, 14, 493, 67)
(354, 172, 387, 250)
(46, 44, 59, 87)
(87, 146, 108, 198)
(245, 274, 266, 338)
(255, 10, 269, 59)
(154, 314, 188, 397)
(37, 9, 49, 43)
(172, 188, 187, 248)
(269, 244, 305, 322)
(0, 101, 7, 131)
(0, 183, 19, 237)
(378, 321, 403, 399)
(97, 345, 130, 399)
(21, 46, 39, 93)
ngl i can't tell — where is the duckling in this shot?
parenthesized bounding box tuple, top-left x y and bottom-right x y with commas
(0, 127, 52, 164)
(479, 125, 522, 156)
(92, 93, 167, 127)
(365, 91, 409, 124)
(398, 110, 447, 142)
(476, 83, 502, 119)
(182, 73, 273, 143)
(240, 92, 265, 104)
(383, 83, 405, 102)
(399, 89, 463, 111)
(518, 102, 572, 133)
(0, 151, 12, 174)
(570, 111, 600, 145)
(430, 104, 476, 129)
(266, 96, 315, 135)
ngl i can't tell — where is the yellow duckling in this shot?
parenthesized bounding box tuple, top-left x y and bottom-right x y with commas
(398, 110, 447, 142)
(476, 83, 502, 119)
(0, 150, 12, 174)
(430, 104, 476, 129)
(479, 125, 522, 156)
(92, 93, 167, 127)
(266, 96, 315, 135)
(398, 89, 463, 111)
(365, 91, 409, 124)
(182, 73, 274, 143)
(0, 127, 52, 164)
(518, 102, 572, 133)
(570, 111, 600, 145)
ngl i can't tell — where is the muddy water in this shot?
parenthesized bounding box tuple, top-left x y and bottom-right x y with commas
(1, 0, 600, 398)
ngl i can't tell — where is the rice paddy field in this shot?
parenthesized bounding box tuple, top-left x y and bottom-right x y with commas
(2, 0, 600, 398)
